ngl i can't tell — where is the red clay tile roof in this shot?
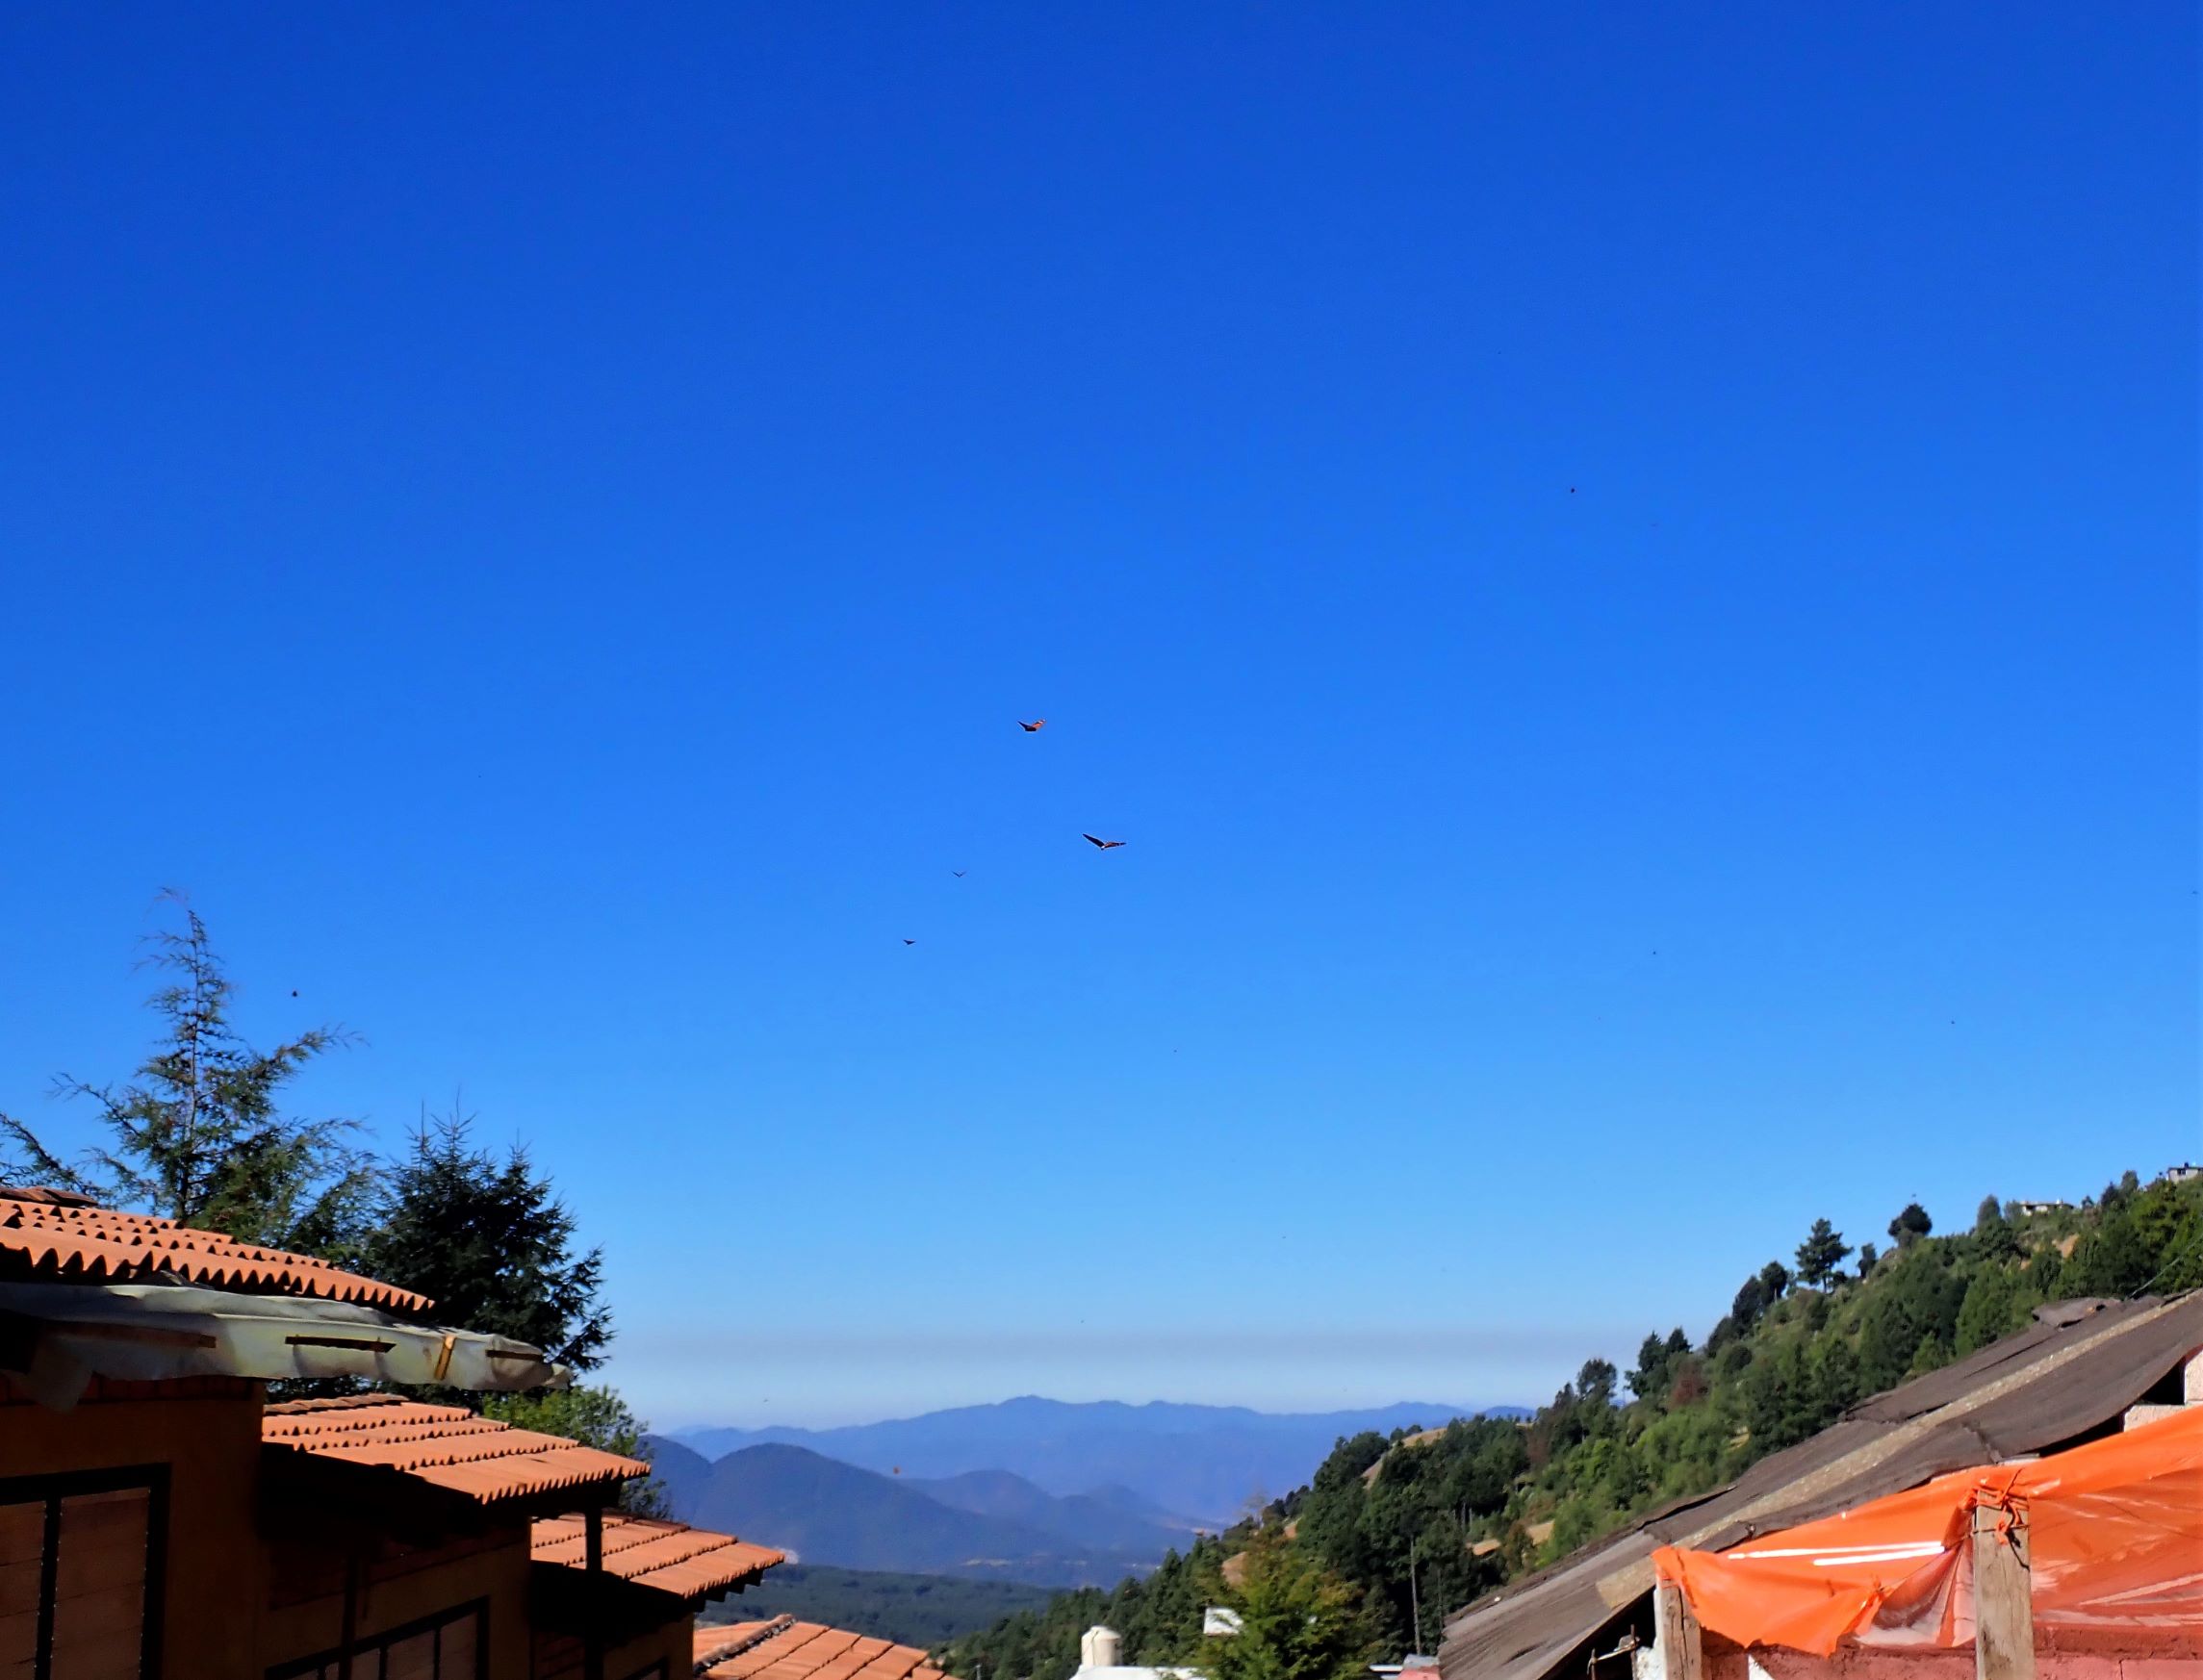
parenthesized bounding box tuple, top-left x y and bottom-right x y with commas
(263, 1393, 647, 1504)
(0, 1188, 430, 1312)
(533, 1514, 782, 1601)
(693, 1619, 950, 1680)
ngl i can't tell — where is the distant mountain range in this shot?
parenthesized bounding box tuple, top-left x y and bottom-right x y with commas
(646, 1439, 1176, 1587)
(667, 1397, 1521, 1532)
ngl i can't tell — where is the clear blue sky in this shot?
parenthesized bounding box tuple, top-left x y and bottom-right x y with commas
(1, 6, 2194, 1431)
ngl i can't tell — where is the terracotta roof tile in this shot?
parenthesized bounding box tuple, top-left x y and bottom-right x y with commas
(694, 1619, 948, 1680)
(264, 1392, 647, 1504)
(533, 1514, 782, 1601)
(0, 1189, 429, 1312)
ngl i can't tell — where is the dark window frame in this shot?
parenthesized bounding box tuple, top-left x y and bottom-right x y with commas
(265, 1595, 489, 1680)
(0, 1462, 169, 1680)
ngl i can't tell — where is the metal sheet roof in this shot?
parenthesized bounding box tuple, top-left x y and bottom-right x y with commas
(1437, 1292, 2203, 1680)
(264, 1392, 646, 1505)
(0, 1280, 565, 1404)
(0, 1188, 429, 1312)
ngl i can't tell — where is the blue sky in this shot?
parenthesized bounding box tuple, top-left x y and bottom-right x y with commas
(1, 5, 2193, 1431)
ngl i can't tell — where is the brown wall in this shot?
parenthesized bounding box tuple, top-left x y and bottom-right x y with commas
(265, 1527, 535, 1680)
(3, 1375, 689, 1680)
(1, 1375, 267, 1680)
(533, 1616, 692, 1680)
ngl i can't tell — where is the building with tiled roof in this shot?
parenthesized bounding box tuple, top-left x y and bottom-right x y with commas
(0, 1184, 430, 1310)
(265, 1393, 650, 1510)
(534, 1513, 783, 1602)
(2, 1183, 712, 1680)
(693, 1616, 953, 1680)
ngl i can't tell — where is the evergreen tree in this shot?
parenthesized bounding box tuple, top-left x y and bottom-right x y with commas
(363, 1107, 612, 1370)
(1627, 1334, 1670, 1401)
(1794, 1219, 1852, 1286)
(1729, 1276, 1769, 1330)
(0, 897, 371, 1253)
(1954, 1267, 2034, 1355)
(1212, 1527, 1374, 1680)
(483, 1385, 669, 1515)
(1972, 1197, 2021, 1262)
(1889, 1202, 1934, 1247)
(1857, 1240, 1879, 1278)
(1757, 1260, 1792, 1300)
(1575, 1359, 1618, 1409)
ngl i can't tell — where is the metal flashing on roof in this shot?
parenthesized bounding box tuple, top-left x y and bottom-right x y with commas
(0, 1281, 567, 1408)
(0, 1189, 431, 1312)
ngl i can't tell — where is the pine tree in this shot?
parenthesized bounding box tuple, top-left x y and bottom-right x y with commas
(1889, 1202, 1934, 1247)
(363, 1107, 612, 1371)
(1794, 1218, 1853, 1286)
(0, 896, 370, 1253)
(1212, 1527, 1374, 1680)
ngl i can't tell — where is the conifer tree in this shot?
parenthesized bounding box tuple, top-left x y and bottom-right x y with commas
(0, 896, 370, 1254)
(1794, 1218, 1852, 1286)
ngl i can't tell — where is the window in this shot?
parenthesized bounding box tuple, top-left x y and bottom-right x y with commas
(269, 1600, 484, 1680)
(0, 1467, 165, 1680)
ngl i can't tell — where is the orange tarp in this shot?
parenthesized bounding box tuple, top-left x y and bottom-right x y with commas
(1652, 1405, 2203, 1656)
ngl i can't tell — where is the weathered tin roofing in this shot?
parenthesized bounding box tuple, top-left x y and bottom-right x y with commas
(1437, 1292, 2203, 1680)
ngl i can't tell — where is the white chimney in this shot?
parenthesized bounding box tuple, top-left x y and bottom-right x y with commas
(1081, 1627, 1124, 1670)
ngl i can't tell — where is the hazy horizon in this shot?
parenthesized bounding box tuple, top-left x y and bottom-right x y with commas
(653, 1391, 1527, 1438)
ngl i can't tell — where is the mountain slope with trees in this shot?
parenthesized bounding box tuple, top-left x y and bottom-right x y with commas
(944, 1169, 2203, 1679)
(673, 1443, 1174, 1586)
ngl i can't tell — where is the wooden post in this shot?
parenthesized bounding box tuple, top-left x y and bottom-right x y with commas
(583, 1506, 606, 1680)
(1655, 1584, 1703, 1680)
(336, 1548, 361, 1680)
(1973, 1501, 2035, 1680)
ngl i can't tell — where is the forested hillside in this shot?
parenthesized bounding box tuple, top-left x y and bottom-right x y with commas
(942, 1170, 2203, 1679)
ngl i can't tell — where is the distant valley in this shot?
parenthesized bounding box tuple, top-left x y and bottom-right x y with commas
(646, 1439, 1181, 1587)
(669, 1396, 1515, 1526)
(649, 1397, 1526, 1590)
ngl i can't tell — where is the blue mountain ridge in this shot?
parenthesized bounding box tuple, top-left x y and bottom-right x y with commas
(670, 1397, 1525, 1526)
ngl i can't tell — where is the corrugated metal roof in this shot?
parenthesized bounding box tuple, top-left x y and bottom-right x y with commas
(532, 1513, 782, 1601)
(0, 1188, 429, 1312)
(693, 1618, 950, 1680)
(1437, 1292, 2203, 1680)
(264, 1392, 646, 1504)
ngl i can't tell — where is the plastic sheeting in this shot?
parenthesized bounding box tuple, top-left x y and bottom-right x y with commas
(1651, 1406, 2203, 1656)
(0, 1279, 570, 1407)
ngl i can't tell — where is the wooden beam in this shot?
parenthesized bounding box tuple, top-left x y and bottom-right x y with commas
(584, 1506, 606, 1680)
(1973, 1500, 2035, 1680)
(1654, 1584, 1703, 1680)
(336, 1548, 361, 1680)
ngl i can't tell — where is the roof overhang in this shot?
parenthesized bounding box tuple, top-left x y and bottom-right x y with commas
(0, 1280, 569, 1410)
